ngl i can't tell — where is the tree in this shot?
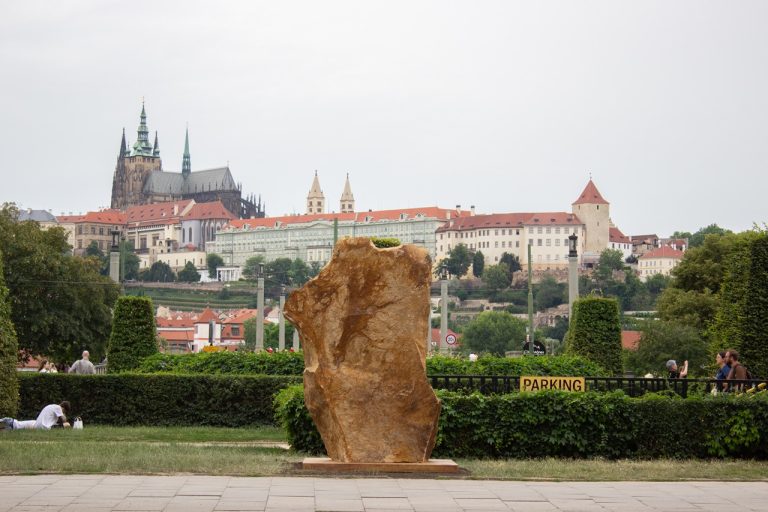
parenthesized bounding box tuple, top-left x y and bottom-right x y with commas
(657, 288, 718, 330)
(177, 262, 201, 283)
(122, 251, 140, 281)
(0, 251, 19, 417)
(689, 224, 731, 248)
(594, 249, 625, 283)
(472, 251, 485, 278)
(443, 244, 472, 278)
(499, 252, 521, 276)
(107, 296, 158, 372)
(670, 232, 744, 293)
(289, 259, 311, 286)
(0, 204, 119, 363)
(242, 255, 266, 280)
(566, 297, 622, 375)
(141, 261, 175, 282)
(85, 240, 104, 259)
(541, 316, 569, 343)
(266, 258, 293, 286)
(535, 276, 566, 311)
(737, 234, 768, 378)
(462, 311, 527, 356)
(207, 253, 225, 280)
(624, 320, 708, 377)
(482, 264, 510, 293)
(243, 318, 258, 351)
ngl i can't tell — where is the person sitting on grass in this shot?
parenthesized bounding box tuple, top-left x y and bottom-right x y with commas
(1, 401, 71, 431)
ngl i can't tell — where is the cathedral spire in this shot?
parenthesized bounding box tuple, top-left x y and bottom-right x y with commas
(152, 131, 160, 157)
(182, 126, 191, 177)
(340, 172, 355, 213)
(119, 128, 127, 158)
(132, 101, 154, 156)
(306, 170, 325, 214)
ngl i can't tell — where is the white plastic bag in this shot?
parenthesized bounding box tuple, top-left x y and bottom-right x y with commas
(73, 417, 83, 430)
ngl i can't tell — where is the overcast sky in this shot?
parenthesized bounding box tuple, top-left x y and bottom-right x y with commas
(1, 1, 766, 236)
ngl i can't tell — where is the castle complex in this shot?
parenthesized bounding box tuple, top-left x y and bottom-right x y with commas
(110, 104, 264, 219)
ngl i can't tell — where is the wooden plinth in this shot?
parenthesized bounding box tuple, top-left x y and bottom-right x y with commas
(302, 457, 459, 473)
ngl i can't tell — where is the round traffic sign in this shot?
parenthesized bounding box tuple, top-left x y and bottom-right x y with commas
(445, 334, 457, 345)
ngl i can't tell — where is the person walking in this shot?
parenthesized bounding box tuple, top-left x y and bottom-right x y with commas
(725, 349, 748, 391)
(68, 351, 95, 375)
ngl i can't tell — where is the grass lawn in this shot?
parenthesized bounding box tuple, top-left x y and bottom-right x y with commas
(3, 426, 768, 479)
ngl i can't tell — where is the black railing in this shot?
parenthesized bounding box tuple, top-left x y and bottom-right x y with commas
(428, 375, 767, 398)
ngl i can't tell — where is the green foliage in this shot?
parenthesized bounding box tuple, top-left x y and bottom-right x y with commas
(594, 249, 625, 282)
(671, 231, 747, 294)
(107, 296, 158, 372)
(461, 311, 527, 356)
(442, 243, 473, 278)
(0, 204, 120, 363)
(735, 234, 768, 378)
(657, 288, 719, 330)
(541, 317, 569, 342)
(370, 237, 401, 248)
(689, 224, 732, 248)
(289, 258, 312, 286)
(276, 388, 768, 459)
(472, 251, 485, 277)
(427, 354, 608, 377)
(140, 261, 176, 282)
(176, 262, 201, 283)
(206, 253, 225, 280)
(566, 297, 623, 375)
(624, 320, 708, 377)
(481, 264, 510, 293)
(136, 351, 305, 375)
(534, 276, 566, 311)
(0, 252, 19, 417)
(499, 252, 521, 275)
(18, 373, 300, 426)
(265, 258, 293, 286)
(242, 255, 266, 280)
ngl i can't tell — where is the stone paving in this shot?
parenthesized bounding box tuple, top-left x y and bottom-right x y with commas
(0, 475, 767, 511)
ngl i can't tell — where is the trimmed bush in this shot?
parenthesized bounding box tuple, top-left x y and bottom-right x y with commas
(739, 235, 768, 378)
(136, 352, 605, 378)
(275, 385, 768, 459)
(107, 296, 158, 372)
(566, 297, 622, 375)
(18, 373, 300, 426)
(371, 237, 401, 248)
(0, 251, 19, 417)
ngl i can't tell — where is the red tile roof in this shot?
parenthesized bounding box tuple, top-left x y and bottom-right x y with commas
(195, 307, 219, 323)
(609, 227, 631, 244)
(184, 201, 236, 221)
(158, 331, 195, 342)
(56, 214, 85, 223)
(126, 200, 194, 225)
(524, 212, 581, 225)
(573, 179, 609, 205)
(437, 212, 581, 232)
(57, 210, 127, 225)
(622, 331, 641, 351)
(156, 316, 195, 328)
(227, 207, 471, 230)
(222, 309, 259, 324)
(639, 246, 684, 260)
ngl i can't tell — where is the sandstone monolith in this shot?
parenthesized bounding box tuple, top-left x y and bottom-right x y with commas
(284, 238, 440, 463)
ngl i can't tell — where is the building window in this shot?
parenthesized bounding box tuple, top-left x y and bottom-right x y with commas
(546, 227, 551, 234)
(502, 241, 506, 248)
(232, 326, 240, 336)
(516, 241, 520, 248)
(546, 239, 551, 246)
(495, 241, 499, 248)
(77, 240, 82, 249)
(555, 239, 560, 246)
(528, 228, 533, 234)
(555, 227, 561, 234)
(528, 239, 533, 246)
(90, 226, 95, 235)
(99, 227, 104, 235)
(537, 239, 542, 246)
(537, 227, 543, 234)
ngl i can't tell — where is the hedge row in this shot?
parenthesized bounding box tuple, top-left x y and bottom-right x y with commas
(275, 385, 768, 459)
(136, 352, 607, 377)
(19, 373, 300, 426)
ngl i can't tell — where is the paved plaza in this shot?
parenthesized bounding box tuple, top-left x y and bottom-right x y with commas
(1, 475, 767, 512)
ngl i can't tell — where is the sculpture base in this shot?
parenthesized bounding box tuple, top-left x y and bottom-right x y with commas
(302, 457, 459, 474)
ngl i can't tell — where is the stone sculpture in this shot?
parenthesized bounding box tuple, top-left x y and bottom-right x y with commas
(284, 238, 441, 463)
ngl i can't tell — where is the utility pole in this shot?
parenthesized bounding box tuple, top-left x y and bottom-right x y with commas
(527, 242, 534, 354)
(256, 263, 264, 351)
(278, 285, 286, 351)
(568, 234, 579, 319)
(440, 265, 448, 354)
(292, 329, 300, 351)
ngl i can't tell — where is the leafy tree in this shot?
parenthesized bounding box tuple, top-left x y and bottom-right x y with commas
(122, 251, 140, 281)
(738, 234, 768, 378)
(243, 318, 258, 351)
(482, 264, 510, 293)
(462, 311, 527, 356)
(443, 244, 472, 278)
(566, 297, 622, 375)
(671, 232, 743, 293)
(141, 261, 175, 282)
(624, 320, 708, 377)
(499, 252, 521, 276)
(0, 251, 19, 417)
(645, 273, 670, 295)
(266, 258, 293, 286)
(625, 255, 638, 264)
(657, 288, 718, 330)
(689, 224, 731, 248)
(541, 316, 569, 343)
(85, 241, 104, 259)
(289, 259, 311, 286)
(535, 276, 566, 311)
(0, 204, 119, 363)
(594, 249, 625, 283)
(472, 251, 485, 277)
(207, 253, 225, 280)
(107, 296, 158, 372)
(177, 262, 201, 283)
(242, 255, 266, 280)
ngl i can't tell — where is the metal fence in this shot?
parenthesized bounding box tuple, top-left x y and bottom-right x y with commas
(94, 363, 107, 375)
(428, 375, 767, 398)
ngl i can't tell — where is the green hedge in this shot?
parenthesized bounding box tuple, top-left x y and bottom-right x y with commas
(567, 297, 623, 375)
(108, 296, 158, 372)
(19, 373, 300, 426)
(135, 352, 606, 377)
(274, 385, 768, 459)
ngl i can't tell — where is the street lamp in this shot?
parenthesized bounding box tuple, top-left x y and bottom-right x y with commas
(256, 263, 265, 351)
(108, 230, 120, 283)
(278, 284, 287, 351)
(568, 233, 579, 319)
(439, 264, 448, 354)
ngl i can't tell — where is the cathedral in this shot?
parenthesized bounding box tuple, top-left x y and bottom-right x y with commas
(110, 104, 264, 219)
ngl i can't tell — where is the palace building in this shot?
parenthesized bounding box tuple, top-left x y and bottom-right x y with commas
(110, 103, 265, 219)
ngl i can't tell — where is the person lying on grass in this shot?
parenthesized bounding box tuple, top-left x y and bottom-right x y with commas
(1, 401, 71, 430)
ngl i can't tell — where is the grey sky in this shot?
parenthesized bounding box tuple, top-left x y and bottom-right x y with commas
(1, 1, 766, 237)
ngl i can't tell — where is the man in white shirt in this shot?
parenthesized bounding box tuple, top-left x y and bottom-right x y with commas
(68, 351, 95, 375)
(1, 401, 71, 430)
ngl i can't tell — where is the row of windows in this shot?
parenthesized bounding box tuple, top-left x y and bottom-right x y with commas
(528, 226, 575, 235)
(442, 228, 521, 240)
(527, 238, 572, 247)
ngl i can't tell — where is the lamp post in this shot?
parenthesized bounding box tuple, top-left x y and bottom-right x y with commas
(568, 233, 579, 319)
(439, 264, 448, 354)
(527, 242, 534, 354)
(278, 284, 286, 351)
(256, 262, 264, 351)
(109, 230, 120, 283)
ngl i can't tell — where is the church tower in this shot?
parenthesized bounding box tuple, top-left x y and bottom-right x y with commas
(110, 102, 162, 210)
(572, 178, 610, 256)
(340, 173, 355, 213)
(181, 127, 191, 177)
(306, 171, 325, 214)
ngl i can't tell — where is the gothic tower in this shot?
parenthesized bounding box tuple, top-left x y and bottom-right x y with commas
(572, 178, 610, 256)
(110, 103, 162, 210)
(306, 171, 325, 214)
(340, 173, 355, 213)
(182, 127, 191, 177)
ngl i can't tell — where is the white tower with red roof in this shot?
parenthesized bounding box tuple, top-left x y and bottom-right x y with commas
(572, 179, 610, 256)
